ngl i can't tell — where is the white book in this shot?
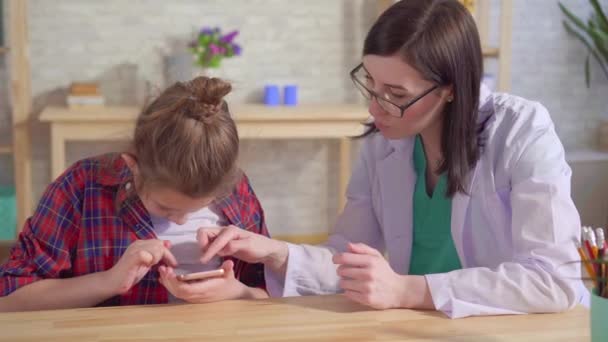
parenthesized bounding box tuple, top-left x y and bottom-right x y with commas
(67, 95, 105, 106)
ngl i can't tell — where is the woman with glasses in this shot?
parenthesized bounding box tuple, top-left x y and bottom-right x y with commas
(197, 0, 587, 318)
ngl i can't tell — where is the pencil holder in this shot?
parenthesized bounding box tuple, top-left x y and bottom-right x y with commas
(592, 288, 608, 341)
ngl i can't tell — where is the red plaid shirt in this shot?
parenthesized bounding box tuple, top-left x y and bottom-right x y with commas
(0, 154, 269, 306)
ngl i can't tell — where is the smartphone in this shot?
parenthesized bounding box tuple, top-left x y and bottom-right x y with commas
(176, 269, 225, 282)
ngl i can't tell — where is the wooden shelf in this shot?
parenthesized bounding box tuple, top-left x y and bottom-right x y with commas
(40, 104, 365, 210)
(482, 46, 499, 58)
(0, 46, 9, 54)
(40, 104, 369, 122)
(0, 144, 13, 155)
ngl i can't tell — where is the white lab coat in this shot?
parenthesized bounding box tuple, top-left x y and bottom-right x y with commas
(266, 85, 589, 318)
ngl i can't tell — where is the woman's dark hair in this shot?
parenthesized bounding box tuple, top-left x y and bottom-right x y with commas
(360, 0, 483, 197)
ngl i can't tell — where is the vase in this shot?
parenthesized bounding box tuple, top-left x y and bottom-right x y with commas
(193, 67, 222, 80)
(164, 51, 224, 85)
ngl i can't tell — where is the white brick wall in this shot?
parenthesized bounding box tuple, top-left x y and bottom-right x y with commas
(1, 0, 608, 235)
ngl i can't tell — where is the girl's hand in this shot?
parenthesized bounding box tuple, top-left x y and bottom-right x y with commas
(158, 259, 267, 303)
(106, 239, 178, 295)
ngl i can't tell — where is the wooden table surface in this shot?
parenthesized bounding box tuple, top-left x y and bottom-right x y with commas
(0, 294, 589, 342)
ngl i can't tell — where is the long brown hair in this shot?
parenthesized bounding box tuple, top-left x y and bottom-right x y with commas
(360, 0, 483, 197)
(130, 76, 240, 198)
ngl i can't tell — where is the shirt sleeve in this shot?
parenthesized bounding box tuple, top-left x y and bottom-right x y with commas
(0, 163, 83, 296)
(231, 174, 270, 289)
(264, 138, 383, 297)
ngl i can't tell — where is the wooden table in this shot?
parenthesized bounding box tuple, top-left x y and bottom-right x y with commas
(0, 294, 589, 341)
(40, 104, 369, 210)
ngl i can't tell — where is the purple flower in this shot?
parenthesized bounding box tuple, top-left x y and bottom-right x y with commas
(191, 26, 241, 63)
(199, 27, 214, 35)
(220, 30, 239, 43)
(232, 44, 242, 56)
(209, 44, 220, 54)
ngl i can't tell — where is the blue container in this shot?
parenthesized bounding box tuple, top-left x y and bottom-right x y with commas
(0, 186, 16, 240)
(264, 85, 281, 106)
(283, 85, 298, 106)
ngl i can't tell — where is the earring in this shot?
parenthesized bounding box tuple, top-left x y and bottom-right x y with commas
(447, 96, 454, 103)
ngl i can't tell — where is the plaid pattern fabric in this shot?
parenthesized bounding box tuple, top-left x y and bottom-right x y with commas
(0, 154, 269, 306)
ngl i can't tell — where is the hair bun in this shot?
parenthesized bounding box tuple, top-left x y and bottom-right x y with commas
(184, 76, 232, 122)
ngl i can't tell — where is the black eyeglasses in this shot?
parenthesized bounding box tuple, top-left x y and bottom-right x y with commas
(350, 63, 439, 118)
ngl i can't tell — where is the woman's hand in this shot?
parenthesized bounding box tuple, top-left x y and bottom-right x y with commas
(333, 242, 434, 310)
(198, 226, 289, 273)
